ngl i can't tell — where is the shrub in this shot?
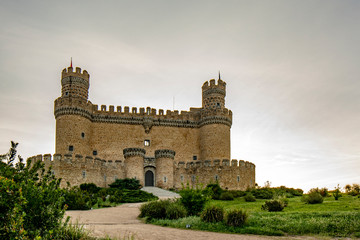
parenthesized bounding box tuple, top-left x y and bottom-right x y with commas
(63, 186, 92, 210)
(165, 201, 187, 220)
(251, 188, 273, 199)
(319, 187, 329, 197)
(244, 193, 256, 202)
(228, 190, 246, 198)
(219, 191, 234, 201)
(80, 183, 100, 194)
(139, 200, 170, 219)
(180, 186, 208, 216)
(204, 183, 223, 200)
(226, 209, 248, 227)
(109, 178, 141, 190)
(0, 141, 66, 239)
(333, 185, 342, 200)
(303, 192, 324, 204)
(109, 189, 157, 203)
(201, 205, 224, 223)
(261, 200, 285, 212)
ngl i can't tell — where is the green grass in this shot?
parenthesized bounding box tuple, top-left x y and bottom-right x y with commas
(148, 195, 360, 238)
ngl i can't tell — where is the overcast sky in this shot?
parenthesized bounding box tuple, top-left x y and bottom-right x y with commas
(1, 0, 359, 192)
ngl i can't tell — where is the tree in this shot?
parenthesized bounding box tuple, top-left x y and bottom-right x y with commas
(0, 141, 66, 239)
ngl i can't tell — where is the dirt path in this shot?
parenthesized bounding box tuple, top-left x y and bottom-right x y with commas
(65, 203, 326, 240)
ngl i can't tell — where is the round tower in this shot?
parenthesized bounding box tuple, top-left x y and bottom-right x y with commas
(199, 78, 232, 160)
(61, 66, 90, 100)
(54, 65, 92, 157)
(123, 148, 146, 186)
(155, 149, 175, 189)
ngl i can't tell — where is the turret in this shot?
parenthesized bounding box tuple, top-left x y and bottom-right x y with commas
(123, 148, 146, 186)
(61, 66, 90, 100)
(155, 149, 176, 189)
(199, 76, 231, 160)
(202, 78, 226, 110)
(54, 65, 92, 157)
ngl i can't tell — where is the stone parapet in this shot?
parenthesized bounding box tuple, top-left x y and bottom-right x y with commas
(155, 149, 176, 159)
(123, 148, 146, 158)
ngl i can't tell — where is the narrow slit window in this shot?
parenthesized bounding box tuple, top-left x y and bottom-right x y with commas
(144, 140, 150, 146)
(69, 145, 74, 151)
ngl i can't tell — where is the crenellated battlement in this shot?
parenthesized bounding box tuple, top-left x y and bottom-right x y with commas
(61, 66, 89, 81)
(176, 159, 255, 169)
(54, 98, 232, 128)
(202, 79, 226, 96)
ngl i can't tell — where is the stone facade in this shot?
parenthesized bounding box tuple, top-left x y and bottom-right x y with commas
(28, 65, 256, 190)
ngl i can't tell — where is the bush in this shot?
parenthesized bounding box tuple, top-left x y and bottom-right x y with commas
(109, 189, 157, 203)
(139, 200, 170, 219)
(219, 191, 234, 201)
(228, 190, 246, 198)
(180, 186, 208, 216)
(0, 141, 66, 239)
(226, 209, 248, 227)
(303, 192, 324, 204)
(204, 183, 223, 200)
(80, 183, 100, 194)
(201, 205, 224, 223)
(333, 185, 342, 200)
(251, 188, 273, 199)
(109, 178, 141, 190)
(165, 201, 187, 220)
(244, 193, 256, 202)
(63, 186, 92, 210)
(319, 187, 329, 197)
(261, 200, 285, 212)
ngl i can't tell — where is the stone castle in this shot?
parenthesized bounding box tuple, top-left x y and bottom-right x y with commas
(29, 65, 255, 190)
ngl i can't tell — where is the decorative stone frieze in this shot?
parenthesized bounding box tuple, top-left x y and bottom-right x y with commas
(155, 149, 176, 159)
(123, 148, 146, 158)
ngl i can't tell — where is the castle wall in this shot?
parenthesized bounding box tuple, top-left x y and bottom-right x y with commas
(55, 114, 92, 157)
(28, 154, 255, 190)
(199, 124, 230, 160)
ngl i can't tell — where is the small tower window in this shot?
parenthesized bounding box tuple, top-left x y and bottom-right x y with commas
(216, 103, 221, 108)
(237, 175, 240, 182)
(82, 170, 86, 179)
(65, 91, 69, 96)
(180, 175, 184, 182)
(93, 150, 97, 156)
(81, 132, 85, 139)
(163, 176, 167, 183)
(193, 155, 197, 160)
(215, 175, 219, 181)
(69, 145, 74, 151)
(144, 140, 150, 146)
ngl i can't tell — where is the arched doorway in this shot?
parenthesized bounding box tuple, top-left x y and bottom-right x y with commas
(145, 170, 154, 186)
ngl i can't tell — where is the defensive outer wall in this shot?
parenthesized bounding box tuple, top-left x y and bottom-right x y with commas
(28, 66, 256, 190)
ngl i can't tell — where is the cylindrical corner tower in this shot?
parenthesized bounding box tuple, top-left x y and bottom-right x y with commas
(155, 149, 175, 189)
(61, 66, 90, 100)
(123, 148, 146, 186)
(54, 66, 92, 157)
(199, 78, 231, 160)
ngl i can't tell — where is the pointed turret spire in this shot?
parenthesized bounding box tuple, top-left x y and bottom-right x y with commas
(218, 70, 221, 80)
(70, 57, 73, 68)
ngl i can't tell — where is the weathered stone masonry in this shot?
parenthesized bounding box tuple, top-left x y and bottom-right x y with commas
(29, 65, 255, 190)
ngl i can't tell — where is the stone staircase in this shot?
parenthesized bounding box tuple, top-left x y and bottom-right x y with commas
(141, 187, 180, 199)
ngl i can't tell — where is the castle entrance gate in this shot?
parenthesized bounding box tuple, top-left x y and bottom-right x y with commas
(145, 170, 154, 186)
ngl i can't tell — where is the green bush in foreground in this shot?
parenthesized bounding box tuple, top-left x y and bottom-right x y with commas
(1, 141, 66, 239)
(226, 209, 248, 227)
(165, 201, 187, 220)
(244, 193, 256, 202)
(180, 186, 208, 216)
(200, 205, 224, 223)
(303, 191, 324, 204)
(108, 178, 141, 190)
(261, 200, 284, 212)
(219, 191, 234, 201)
(139, 200, 170, 219)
